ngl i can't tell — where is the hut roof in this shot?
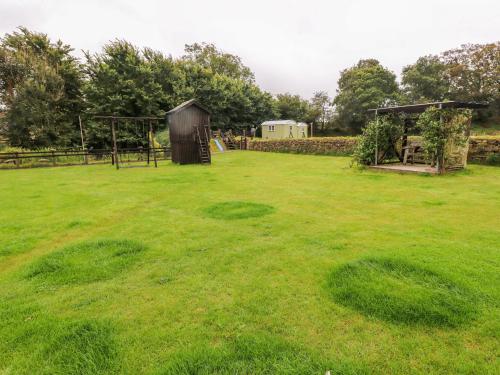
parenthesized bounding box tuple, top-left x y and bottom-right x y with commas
(368, 101, 488, 114)
(167, 99, 210, 115)
(261, 120, 297, 126)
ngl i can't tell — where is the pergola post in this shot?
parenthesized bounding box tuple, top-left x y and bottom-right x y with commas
(437, 103, 444, 174)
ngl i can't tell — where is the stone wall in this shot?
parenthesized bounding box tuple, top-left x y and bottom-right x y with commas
(248, 136, 500, 163)
(468, 137, 500, 164)
(248, 137, 357, 155)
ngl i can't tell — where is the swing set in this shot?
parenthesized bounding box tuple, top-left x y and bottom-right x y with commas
(94, 115, 167, 170)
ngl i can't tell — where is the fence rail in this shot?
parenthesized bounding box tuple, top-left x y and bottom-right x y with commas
(0, 147, 171, 169)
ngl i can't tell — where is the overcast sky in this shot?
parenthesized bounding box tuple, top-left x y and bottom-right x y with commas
(1, 0, 499, 98)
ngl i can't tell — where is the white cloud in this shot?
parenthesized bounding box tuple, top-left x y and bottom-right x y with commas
(1, 0, 499, 98)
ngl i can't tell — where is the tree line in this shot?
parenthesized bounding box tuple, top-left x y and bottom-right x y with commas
(279, 45, 499, 134)
(0, 27, 498, 149)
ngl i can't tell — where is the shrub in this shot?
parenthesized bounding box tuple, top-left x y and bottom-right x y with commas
(416, 107, 471, 169)
(353, 116, 403, 165)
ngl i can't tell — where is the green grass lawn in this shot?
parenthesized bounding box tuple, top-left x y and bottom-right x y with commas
(471, 121, 500, 136)
(0, 151, 499, 374)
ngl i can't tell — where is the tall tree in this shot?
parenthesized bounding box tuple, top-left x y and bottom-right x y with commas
(333, 59, 400, 132)
(84, 41, 180, 147)
(275, 93, 311, 122)
(441, 42, 500, 118)
(176, 60, 276, 129)
(0, 27, 84, 148)
(310, 91, 332, 133)
(84, 40, 169, 117)
(182, 42, 255, 83)
(401, 55, 449, 103)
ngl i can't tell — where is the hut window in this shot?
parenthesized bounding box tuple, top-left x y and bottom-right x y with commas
(268, 125, 275, 132)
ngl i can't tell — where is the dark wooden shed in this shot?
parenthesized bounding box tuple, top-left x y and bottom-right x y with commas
(167, 99, 211, 164)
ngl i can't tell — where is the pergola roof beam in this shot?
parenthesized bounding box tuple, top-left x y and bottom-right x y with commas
(368, 101, 488, 114)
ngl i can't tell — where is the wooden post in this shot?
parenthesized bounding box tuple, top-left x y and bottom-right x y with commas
(374, 110, 378, 166)
(51, 150, 56, 166)
(149, 120, 158, 168)
(401, 119, 408, 162)
(111, 118, 119, 170)
(146, 120, 150, 165)
(438, 103, 444, 174)
(78, 115, 88, 164)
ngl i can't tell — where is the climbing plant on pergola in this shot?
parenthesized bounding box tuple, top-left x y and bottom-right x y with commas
(354, 101, 488, 174)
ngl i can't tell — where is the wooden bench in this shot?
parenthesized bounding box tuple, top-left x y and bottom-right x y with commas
(403, 142, 426, 164)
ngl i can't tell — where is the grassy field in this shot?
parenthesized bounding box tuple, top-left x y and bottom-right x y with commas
(0, 151, 499, 374)
(471, 121, 500, 136)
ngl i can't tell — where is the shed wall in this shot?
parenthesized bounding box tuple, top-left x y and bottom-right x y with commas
(168, 105, 210, 164)
(262, 124, 308, 139)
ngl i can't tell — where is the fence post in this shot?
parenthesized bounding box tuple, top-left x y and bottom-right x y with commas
(52, 151, 56, 167)
(111, 118, 119, 170)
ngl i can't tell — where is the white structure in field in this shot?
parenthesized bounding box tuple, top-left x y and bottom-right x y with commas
(261, 120, 308, 139)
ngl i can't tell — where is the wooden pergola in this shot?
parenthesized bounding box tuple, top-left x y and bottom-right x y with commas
(367, 101, 488, 174)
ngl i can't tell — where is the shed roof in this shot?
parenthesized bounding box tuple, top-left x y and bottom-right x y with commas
(261, 120, 297, 126)
(368, 101, 488, 114)
(166, 99, 210, 115)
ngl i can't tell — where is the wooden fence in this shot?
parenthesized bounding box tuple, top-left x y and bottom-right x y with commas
(0, 147, 171, 169)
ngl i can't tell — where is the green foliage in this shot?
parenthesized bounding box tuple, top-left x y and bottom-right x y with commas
(334, 59, 400, 133)
(176, 61, 277, 130)
(155, 129, 170, 147)
(275, 93, 312, 122)
(310, 91, 333, 134)
(416, 107, 471, 167)
(485, 153, 500, 166)
(84, 40, 173, 117)
(327, 258, 478, 327)
(0, 27, 84, 148)
(203, 201, 275, 220)
(182, 42, 255, 83)
(442, 43, 499, 107)
(353, 115, 403, 165)
(157, 334, 364, 375)
(402, 43, 499, 121)
(25, 239, 147, 285)
(401, 55, 449, 102)
(1, 29, 277, 149)
(84, 39, 277, 138)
